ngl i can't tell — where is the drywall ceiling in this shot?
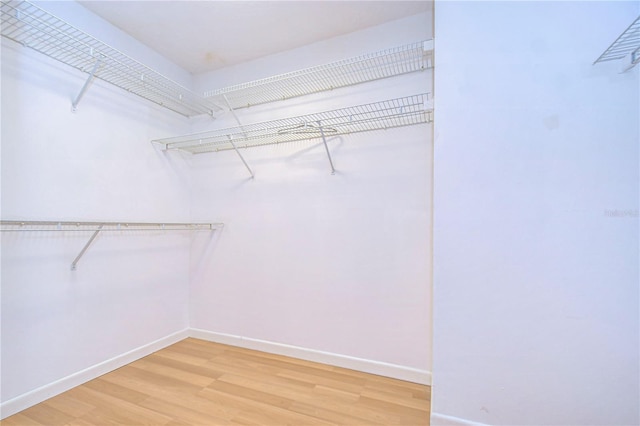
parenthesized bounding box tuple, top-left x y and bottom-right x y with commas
(78, 1, 431, 75)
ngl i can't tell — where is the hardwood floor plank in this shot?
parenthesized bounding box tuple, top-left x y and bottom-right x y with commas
(166, 339, 227, 360)
(360, 387, 431, 411)
(313, 384, 360, 403)
(18, 403, 75, 426)
(165, 421, 193, 426)
(137, 396, 232, 425)
(75, 408, 135, 426)
(220, 345, 334, 372)
(220, 350, 363, 385)
(83, 378, 149, 404)
(207, 380, 293, 410)
(219, 373, 359, 407)
(115, 365, 203, 392)
(152, 348, 211, 366)
(198, 387, 332, 426)
(142, 353, 226, 379)
(2, 338, 431, 425)
(0, 412, 47, 426)
(287, 400, 386, 426)
(98, 367, 196, 399)
(363, 377, 430, 400)
(63, 417, 102, 426)
(99, 372, 240, 420)
(276, 368, 364, 393)
(129, 358, 217, 388)
(215, 372, 400, 425)
(217, 369, 317, 394)
(65, 387, 173, 425)
(357, 395, 429, 425)
(230, 407, 331, 426)
(40, 393, 95, 418)
(80, 407, 171, 426)
(207, 353, 284, 376)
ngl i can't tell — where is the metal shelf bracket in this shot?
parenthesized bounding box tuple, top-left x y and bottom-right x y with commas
(71, 57, 102, 112)
(227, 135, 255, 178)
(71, 224, 102, 270)
(317, 121, 336, 175)
(621, 47, 640, 72)
(223, 95, 255, 179)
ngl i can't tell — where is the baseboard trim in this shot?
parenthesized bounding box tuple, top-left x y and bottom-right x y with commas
(189, 328, 431, 385)
(431, 413, 491, 426)
(0, 328, 189, 420)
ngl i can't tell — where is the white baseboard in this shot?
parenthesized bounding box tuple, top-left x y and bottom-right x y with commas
(189, 328, 432, 385)
(0, 328, 189, 420)
(431, 413, 490, 426)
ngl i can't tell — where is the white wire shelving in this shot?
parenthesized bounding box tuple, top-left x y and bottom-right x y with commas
(204, 40, 433, 110)
(153, 93, 432, 155)
(0, 220, 224, 270)
(0, 0, 219, 116)
(594, 15, 640, 71)
(153, 93, 433, 176)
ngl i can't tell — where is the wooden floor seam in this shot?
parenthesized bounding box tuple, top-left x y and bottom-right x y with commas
(1, 338, 431, 425)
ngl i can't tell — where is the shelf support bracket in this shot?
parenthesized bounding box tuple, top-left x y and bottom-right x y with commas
(621, 47, 640, 72)
(72, 58, 102, 112)
(71, 224, 103, 271)
(317, 121, 336, 175)
(226, 136, 255, 178)
(223, 95, 255, 178)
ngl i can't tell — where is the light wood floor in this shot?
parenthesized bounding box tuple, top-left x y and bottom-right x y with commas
(2, 338, 430, 425)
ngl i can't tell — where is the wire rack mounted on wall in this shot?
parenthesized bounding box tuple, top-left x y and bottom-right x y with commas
(594, 15, 640, 71)
(0, 220, 222, 232)
(153, 93, 433, 155)
(0, 0, 219, 116)
(204, 40, 434, 110)
(0, 220, 224, 270)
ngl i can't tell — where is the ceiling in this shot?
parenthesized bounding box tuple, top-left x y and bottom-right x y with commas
(78, 1, 431, 75)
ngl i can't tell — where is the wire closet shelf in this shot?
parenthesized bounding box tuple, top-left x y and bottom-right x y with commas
(0, 220, 223, 270)
(153, 94, 433, 155)
(205, 40, 434, 110)
(594, 15, 640, 65)
(0, 221, 222, 232)
(0, 0, 218, 117)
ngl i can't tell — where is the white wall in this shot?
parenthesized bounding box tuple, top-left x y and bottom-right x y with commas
(432, 1, 639, 425)
(0, 2, 194, 416)
(186, 12, 433, 378)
